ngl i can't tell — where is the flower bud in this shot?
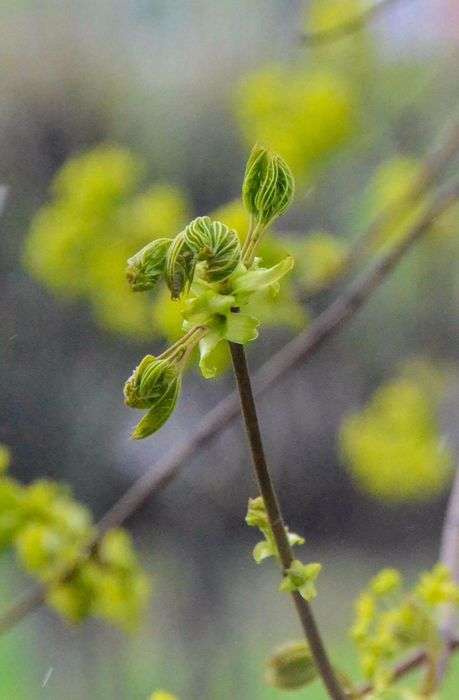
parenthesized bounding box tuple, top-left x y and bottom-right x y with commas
(184, 216, 241, 283)
(266, 641, 318, 690)
(126, 238, 172, 292)
(242, 145, 294, 227)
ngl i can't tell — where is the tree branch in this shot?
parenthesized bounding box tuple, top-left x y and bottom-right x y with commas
(435, 463, 459, 682)
(229, 341, 345, 700)
(0, 183, 457, 636)
(355, 638, 459, 697)
(301, 0, 406, 46)
(344, 116, 459, 271)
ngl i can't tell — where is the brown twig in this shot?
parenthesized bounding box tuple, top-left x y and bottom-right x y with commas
(0, 183, 457, 636)
(229, 341, 346, 700)
(355, 638, 459, 697)
(343, 116, 459, 273)
(301, 0, 405, 46)
(436, 464, 459, 682)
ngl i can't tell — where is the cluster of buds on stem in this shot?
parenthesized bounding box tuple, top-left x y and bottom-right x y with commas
(123, 144, 295, 437)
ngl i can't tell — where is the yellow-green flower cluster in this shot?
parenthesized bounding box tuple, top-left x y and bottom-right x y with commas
(351, 565, 459, 690)
(149, 693, 178, 700)
(340, 367, 453, 502)
(24, 145, 189, 338)
(235, 65, 356, 179)
(0, 444, 150, 630)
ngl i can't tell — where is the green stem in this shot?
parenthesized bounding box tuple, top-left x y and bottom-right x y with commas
(229, 341, 346, 700)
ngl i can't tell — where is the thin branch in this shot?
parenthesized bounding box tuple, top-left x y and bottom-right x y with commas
(301, 0, 405, 46)
(343, 116, 459, 272)
(0, 182, 457, 636)
(229, 341, 345, 700)
(436, 464, 459, 682)
(355, 638, 459, 697)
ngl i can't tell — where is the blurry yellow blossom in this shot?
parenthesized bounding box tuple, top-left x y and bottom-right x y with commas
(352, 563, 459, 688)
(235, 66, 356, 179)
(415, 563, 459, 606)
(150, 693, 177, 700)
(24, 145, 190, 339)
(0, 446, 150, 630)
(340, 366, 453, 502)
(286, 231, 348, 294)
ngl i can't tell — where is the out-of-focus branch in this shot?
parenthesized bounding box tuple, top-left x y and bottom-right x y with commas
(355, 638, 459, 697)
(436, 464, 459, 682)
(0, 179, 457, 636)
(343, 116, 459, 273)
(301, 0, 405, 46)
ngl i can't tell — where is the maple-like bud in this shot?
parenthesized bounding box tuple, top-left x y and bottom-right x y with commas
(126, 238, 172, 292)
(242, 144, 294, 227)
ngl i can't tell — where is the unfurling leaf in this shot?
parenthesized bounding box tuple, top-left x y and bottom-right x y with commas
(184, 216, 241, 283)
(165, 231, 196, 300)
(132, 375, 181, 439)
(126, 238, 172, 292)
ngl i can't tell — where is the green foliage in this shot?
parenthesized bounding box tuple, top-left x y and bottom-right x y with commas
(339, 362, 453, 502)
(351, 564, 459, 694)
(0, 443, 150, 631)
(124, 146, 296, 436)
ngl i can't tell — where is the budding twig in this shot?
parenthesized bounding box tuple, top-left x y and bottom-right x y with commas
(229, 341, 346, 700)
(0, 184, 457, 637)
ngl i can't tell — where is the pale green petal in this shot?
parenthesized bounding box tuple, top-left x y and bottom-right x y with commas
(288, 532, 305, 548)
(233, 256, 294, 296)
(253, 540, 275, 564)
(223, 312, 259, 344)
(199, 330, 224, 379)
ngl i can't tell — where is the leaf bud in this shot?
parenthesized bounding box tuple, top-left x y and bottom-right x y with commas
(242, 144, 294, 227)
(126, 238, 172, 292)
(266, 641, 318, 690)
(184, 216, 241, 283)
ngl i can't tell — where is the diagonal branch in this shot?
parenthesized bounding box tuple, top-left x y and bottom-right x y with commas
(355, 638, 459, 697)
(436, 463, 459, 682)
(301, 0, 407, 46)
(0, 183, 457, 636)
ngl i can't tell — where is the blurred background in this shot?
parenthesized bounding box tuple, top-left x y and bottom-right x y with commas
(1, 0, 459, 697)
